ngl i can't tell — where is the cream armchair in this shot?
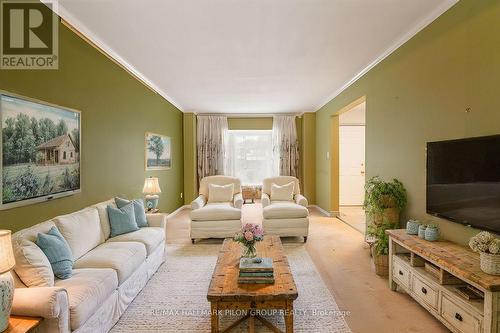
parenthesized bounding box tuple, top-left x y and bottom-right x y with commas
(262, 176, 309, 242)
(190, 176, 243, 243)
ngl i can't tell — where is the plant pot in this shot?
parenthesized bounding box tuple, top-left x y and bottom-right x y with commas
(372, 208, 400, 225)
(480, 252, 500, 275)
(380, 195, 396, 208)
(371, 247, 389, 276)
(418, 225, 426, 239)
(424, 227, 439, 241)
(406, 220, 420, 235)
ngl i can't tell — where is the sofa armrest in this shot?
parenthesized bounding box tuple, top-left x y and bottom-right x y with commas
(295, 194, 308, 207)
(261, 193, 271, 208)
(12, 287, 68, 319)
(191, 195, 207, 210)
(233, 193, 243, 209)
(146, 213, 167, 229)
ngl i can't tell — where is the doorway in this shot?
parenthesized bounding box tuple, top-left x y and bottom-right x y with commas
(330, 97, 366, 234)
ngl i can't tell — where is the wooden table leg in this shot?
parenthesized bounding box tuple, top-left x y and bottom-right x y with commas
(211, 302, 219, 333)
(248, 314, 255, 333)
(285, 301, 294, 332)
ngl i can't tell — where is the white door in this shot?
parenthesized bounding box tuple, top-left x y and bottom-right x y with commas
(339, 125, 365, 205)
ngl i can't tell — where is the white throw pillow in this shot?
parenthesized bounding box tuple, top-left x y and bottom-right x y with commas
(208, 183, 234, 203)
(12, 220, 56, 287)
(54, 207, 102, 260)
(271, 182, 295, 201)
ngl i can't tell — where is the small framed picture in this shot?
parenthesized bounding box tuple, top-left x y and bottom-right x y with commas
(145, 132, 171, 170)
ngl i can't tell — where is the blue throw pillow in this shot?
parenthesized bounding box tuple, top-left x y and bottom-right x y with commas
(107, 203, 139, 237)
(36, 226, 74, 279)
(115, 197, 148, 227)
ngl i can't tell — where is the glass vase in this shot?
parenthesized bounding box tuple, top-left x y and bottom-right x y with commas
(241, 243, 257, 259)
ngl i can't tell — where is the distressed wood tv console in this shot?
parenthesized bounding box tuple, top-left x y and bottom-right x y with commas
(387, 229, 500, 333)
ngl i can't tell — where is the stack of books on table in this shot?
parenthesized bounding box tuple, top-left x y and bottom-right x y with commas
(238, 257, 274, 284)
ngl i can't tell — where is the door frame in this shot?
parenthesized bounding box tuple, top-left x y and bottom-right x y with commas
(330, 96, 366, 215)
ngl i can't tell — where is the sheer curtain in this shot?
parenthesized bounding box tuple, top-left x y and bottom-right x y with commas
(272, 115, 299, 177)
(197, 115, 228, 183)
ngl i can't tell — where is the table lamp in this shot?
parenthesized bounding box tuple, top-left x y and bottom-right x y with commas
(0, 230, 15, 332)
(143, 177, 162, 211)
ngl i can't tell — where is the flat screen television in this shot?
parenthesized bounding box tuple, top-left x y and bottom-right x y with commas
(427, 135, 500, 233)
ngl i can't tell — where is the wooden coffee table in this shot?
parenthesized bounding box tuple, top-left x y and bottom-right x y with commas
(207, 236, 298, 333)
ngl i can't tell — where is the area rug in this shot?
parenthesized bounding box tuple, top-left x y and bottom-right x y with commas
(111, 243, 351, 333)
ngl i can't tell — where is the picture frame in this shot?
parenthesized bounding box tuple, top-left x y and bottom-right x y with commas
(145, 132, 171, 170)
(0, 90, 81, 210)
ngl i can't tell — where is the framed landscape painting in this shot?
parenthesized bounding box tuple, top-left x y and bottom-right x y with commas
(145, 132, 171, 170)
(0, 91, 81, 210)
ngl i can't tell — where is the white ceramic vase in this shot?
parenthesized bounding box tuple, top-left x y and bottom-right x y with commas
(0, 272, 14, 332)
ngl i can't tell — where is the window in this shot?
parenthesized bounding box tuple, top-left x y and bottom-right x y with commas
(226, 130, 274, 185)
(63, 151, 67, 160)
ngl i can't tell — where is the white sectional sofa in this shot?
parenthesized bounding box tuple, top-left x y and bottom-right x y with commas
(10, 199, 167, 333)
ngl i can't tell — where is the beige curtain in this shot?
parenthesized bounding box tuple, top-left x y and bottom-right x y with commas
(197, 115, 228, 183)
(272, 115, 299, 177)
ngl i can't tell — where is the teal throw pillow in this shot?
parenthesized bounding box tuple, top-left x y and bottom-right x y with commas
(107, 202, 139, 237)
(36, 226, 74, 279)
(115, 197, 148, 227)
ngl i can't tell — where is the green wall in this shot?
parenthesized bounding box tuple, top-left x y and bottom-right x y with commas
(316, 0, 500, 245)
(228, 117, 273, 130)
(0, 23, 184, 232)
(183, 115, 315, 203)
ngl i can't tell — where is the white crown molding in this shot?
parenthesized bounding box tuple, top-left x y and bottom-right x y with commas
(313, 0, 459, 112)
(48, 2, 185, 112)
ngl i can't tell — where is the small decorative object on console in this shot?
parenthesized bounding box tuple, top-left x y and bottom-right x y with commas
(0, 230, 15, 332)
(424, 224, 439, 241)
(143, 177, 162, 211)
(469, 231, 500, 275)
(406, 219, 420, 235)
(418, 224, 426, 239)
(233, 223, 264, 259)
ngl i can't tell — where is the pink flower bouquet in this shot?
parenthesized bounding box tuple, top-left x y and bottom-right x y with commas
(234, 223, 264, 258)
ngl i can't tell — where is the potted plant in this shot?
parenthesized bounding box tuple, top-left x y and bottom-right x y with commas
(367, 219, 399, 276)
(424, 224, 439, 241)
(469, 231, 500, 275)
(364, 176, 407, 225)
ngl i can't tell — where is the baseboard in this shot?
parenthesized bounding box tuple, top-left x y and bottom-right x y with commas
(167, 205, 189, 220)
(309, 205, 332, 217)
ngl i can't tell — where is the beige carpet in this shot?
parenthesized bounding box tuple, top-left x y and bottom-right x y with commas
(111, 243, 351, 333)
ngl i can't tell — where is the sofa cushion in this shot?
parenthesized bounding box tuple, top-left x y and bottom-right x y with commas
(54, 207, 102, 261)
(35, 226, 74, 279)
(263, 202, 309, 219)
(115, 197, 148, 227)
(55, 268, 118, 330)
(208, 183, 234, 203)
(73, 242, 146, 284)
(270, 182, 295, 201)
(190, 203, 241, 221)
(12, 220, 56, 287)
(106, 227, 164, 256)
(107, 203, 139, 237)
(92, 199, 117, 241)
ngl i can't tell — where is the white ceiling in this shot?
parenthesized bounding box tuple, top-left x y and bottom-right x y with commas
(55, 0, 457, 114)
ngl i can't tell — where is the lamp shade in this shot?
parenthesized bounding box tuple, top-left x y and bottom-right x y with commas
(0, 230, 15, 275)
(143, 177, 162, 194)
